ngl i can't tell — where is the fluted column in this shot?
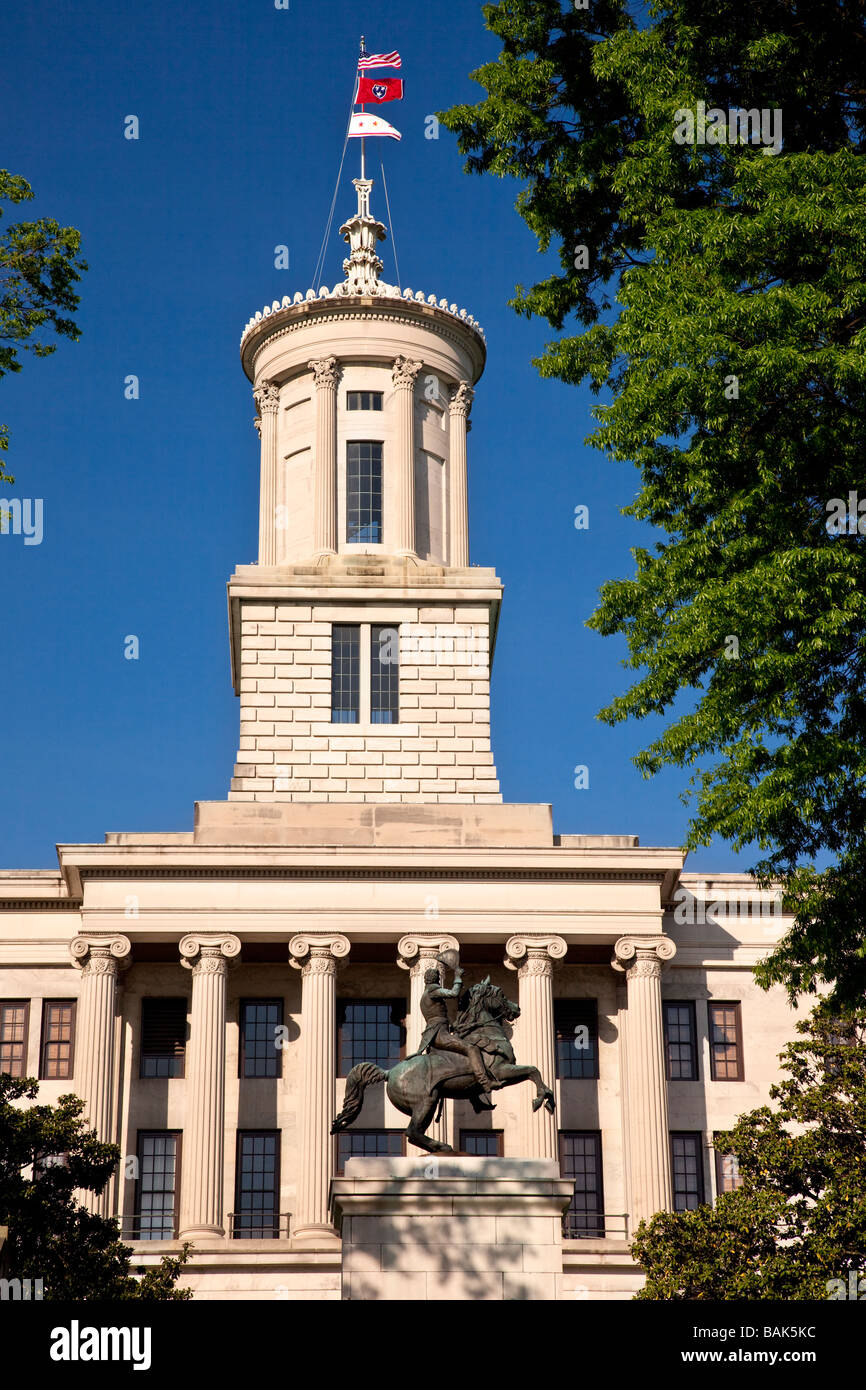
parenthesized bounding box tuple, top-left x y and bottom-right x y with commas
(178, 933, 241, 1239)
(253, 379, 280, 565)
(309, 356, 339, 558)
(612, 936, 677, 1228)
(70, 935, 131, 1215)
(504, 935, 566, 1159)
(397, 934, 459, 1148)
(392, 355, 423, 557)
(448, 382, 473, 567)
(289, 933, 351, 1238)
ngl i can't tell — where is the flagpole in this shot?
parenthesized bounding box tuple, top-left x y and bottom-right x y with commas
(359, 35, 366, 182)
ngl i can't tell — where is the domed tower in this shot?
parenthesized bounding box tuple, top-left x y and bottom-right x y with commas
(227, 177, 502, 804)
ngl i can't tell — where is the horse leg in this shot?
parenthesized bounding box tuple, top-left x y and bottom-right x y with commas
(406, 1094, 453, 1154)
(489, 1062, 556, 1114)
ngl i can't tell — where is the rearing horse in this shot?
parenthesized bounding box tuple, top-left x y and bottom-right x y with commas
(331, 978, 556, 1154)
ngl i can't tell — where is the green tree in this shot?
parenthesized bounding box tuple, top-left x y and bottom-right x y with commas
(0, 1075, 191, 1299)
(0, 169, 86, 483)
(441, 2, 866, 1008)
(631, 1011, 866, 1299)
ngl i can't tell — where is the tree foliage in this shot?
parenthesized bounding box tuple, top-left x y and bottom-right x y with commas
(0, 1075, 191, 1299)
(441, 2, 866, 1009)
(632, 1011, 866, 1298)
(0, 169, 86, 482)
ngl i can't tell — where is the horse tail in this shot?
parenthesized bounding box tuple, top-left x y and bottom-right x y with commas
(330, 1062, 388, 1133)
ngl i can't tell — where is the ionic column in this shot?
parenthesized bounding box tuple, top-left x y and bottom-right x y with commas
(70, 935, 131, 1216)
(253, 379, 280, 566)
(397, 934, 459, 1148)
(289, 933, 351, 1238)
(308, 356, 340, 558)
(448, 382, 473, 567)
(612, 936, 677, 1228)
(504, 935, 566, 1160)
(391, 355, 423, 557)
(178, 933, 241, 1239)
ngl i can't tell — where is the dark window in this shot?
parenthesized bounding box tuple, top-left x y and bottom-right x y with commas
(664, 1001, 699, 1080)
(337, 999, 405, 1075)
(135, 1132, 180, 1239)
(346, 391, 383, 412)
(671, 1132, 705, 1210)
(371, 624, 399, 724)
(713, 1139, 743, 1196)
(0, 1001, 29, 1077)
(346, 440, 382, 543)
(40, 1000, 76, 1080)
(234, 1132, 280, 1238)
(240, 999, 283, 1078)
(709, 1002, 744, 1080)
(559, 1132, 604, 1238)
(331, 624, 360, 723)
(336, 1130, 404, 1173)
(140, 998, 187, 1078)
(460, 1131, 503, 1156)
(555, 999, 599, 1079)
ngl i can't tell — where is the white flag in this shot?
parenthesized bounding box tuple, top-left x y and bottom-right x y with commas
(348, 112, 401, 141)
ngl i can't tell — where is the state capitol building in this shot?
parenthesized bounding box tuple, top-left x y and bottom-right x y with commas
(0, 175, 797, 1300)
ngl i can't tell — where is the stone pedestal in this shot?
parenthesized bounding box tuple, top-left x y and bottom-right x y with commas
(331, 1157, 573, 1301)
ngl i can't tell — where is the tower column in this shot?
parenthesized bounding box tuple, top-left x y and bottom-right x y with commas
(69, 934, 131, 1216)
(612, 936, 677, 1228)
(253, 379, 280, 565)
(309, 356, 340, 558)
(448, 382, 473, 567)
(178, 933, 241, 1239)
(504, 935, 566, 1159)
(392, 355, 423, 557)
(397, 933, 459, 1148)
(289, 933, 351, 1237)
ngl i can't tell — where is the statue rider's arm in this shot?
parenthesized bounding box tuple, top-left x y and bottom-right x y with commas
(430, 973, 463, 1001)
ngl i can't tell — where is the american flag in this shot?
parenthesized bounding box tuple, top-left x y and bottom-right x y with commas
(358, 50, 401, 71)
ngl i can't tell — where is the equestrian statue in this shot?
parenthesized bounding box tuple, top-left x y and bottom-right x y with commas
(331, 952, 556, 1154)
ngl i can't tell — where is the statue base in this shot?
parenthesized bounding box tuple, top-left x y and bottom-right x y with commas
(330, 1156, 573, 1301)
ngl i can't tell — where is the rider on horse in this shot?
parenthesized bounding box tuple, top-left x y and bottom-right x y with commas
(414, 966, 496, 1109)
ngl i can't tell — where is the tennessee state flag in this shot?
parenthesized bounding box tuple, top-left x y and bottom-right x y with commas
(357, 76, 404, 105)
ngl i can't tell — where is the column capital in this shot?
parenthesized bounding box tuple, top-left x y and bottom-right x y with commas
(253, 379, 280, 413)
(179, 934, 242, 975)
(611, 936, 677, 977)
(396, 934, 459, 976)
(392, 354, 423, 391)
(289, 933, 351, 976)
(307, 355, 340, 391)
(449, 381, 474, 417)
(504, 935, 567, 976)
(70, 935, 132, 975)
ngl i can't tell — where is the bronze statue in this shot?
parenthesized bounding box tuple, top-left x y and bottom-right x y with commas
(331, 958, 556, 1154)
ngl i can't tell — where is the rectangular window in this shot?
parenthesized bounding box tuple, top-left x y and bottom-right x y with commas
(40, 1000, 76, 1080)
(346, 440, 383, 543)
(233, 1132, 280, 1238)
(559, 1132, 604, 1238)
(140, 998, 187, 1078)
(336, 1129, 404, 1173)
(554, 999, 599, 1079)
(239, 999, 283, 1079)
(709, 1002, 744, 1080)
(0, 1001, 29, 1077)
(671, 1132, 705, 1211)
(337, 999, 405, 1076)
(664, 1001, 699, 1080)
(346, 390, 383, 411)
(331, 623, 360, 723)
(460, 1131, 503, 1156)
(135, 1132, 180, 1239)
(370, 624, 399, 724)
(713, 1139, 743, 1196)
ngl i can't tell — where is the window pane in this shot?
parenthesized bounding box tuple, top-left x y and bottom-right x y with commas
(136, 1133, 179, 1239)
(460, 1131, 502, 1156)
(370, 625, 399, 724)
(554, 1000, 598, 1079)
(664, 1002, 697, 1080)
(338, 999, 404, 1074)
(41, 1001, 75, 1080)
(671, 1133, 704, 1210)
(714, 1142, 742, 1195)
(234, 1132, 280, 1238)
(331, 624, 360, 723)
(140, 998, 186, 1078)
(0, 1002, 28, 1077)
(336, 1130, 403, 1173)
(709, 1003, 742, 1080)
(559, 1132, 604, 1238)
(346, 391, 383, 411)
(346, 440, 382, 543)
(240, 1000, 283, 1078)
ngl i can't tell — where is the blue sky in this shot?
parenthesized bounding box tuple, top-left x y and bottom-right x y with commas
(0, 0, 746, 872)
